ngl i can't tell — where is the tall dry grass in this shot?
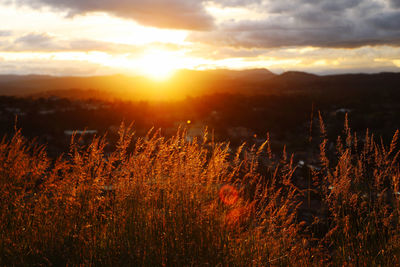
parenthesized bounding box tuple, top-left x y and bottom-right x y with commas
(315, 114, 400, 265)
(0, 118, 399, 266)
(0, 124, 308, 266)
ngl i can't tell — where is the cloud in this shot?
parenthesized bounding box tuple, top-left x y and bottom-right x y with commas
(1, 32, 156, 53)
(7, 0, 400, 49)
(3, 32, 65, 51)
(370, 11, 400, 30)
(189, 0, 400, 48)
(15, 32, 54, 46)
(0, 57, 109, 76)
(390, 0, 400, 8)
(0, 30, 12, 37)
(13, 0, 214, 30)
(67, 39, 141, 53)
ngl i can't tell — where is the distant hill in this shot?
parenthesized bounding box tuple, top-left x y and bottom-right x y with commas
(0, 74, 53, 83)
(175, 68, 275, 80)
(0, 74, 150, 97)
(276, 71, 319, 82)
(0, 69, 400, 101)
(206, 68, 275, 81)
(0, 68, 278, 100)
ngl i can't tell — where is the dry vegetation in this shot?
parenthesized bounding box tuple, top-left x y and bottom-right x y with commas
(0, 118, 399, 266)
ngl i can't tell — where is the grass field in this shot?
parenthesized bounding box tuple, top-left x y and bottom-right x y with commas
(1, 119, 399, 266)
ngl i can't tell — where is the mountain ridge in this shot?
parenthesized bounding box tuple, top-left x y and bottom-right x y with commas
(1, 69, 400, 100)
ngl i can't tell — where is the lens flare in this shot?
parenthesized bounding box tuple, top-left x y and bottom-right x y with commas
(219, 185, 239, 206)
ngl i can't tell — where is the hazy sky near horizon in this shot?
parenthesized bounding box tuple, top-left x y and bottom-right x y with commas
(1, 0, 400, 77)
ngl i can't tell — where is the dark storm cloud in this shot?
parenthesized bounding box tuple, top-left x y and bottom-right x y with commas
(188, 0, 400, 48)
(370, 11, 400, 30)
(266, 0, 364, 13)
(12, 0, 214, 30)
(390, 0, 400, 8)
(214, 0, 260, 7)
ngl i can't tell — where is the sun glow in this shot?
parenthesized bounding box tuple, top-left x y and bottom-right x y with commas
(135, 50, 180, 80)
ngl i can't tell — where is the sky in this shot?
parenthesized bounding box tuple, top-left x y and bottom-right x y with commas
(1, 0, 400, 78)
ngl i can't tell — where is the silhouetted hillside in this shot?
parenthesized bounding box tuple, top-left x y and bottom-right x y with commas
(276, 71, 319, 82)
(1, 69, 400, 101)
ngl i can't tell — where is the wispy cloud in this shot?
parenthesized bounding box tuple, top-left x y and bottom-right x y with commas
(1, 32, 180, 53)
(0, 30, 12, 37)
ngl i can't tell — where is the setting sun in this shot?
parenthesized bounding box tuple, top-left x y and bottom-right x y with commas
(136, 50, 179, 80)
